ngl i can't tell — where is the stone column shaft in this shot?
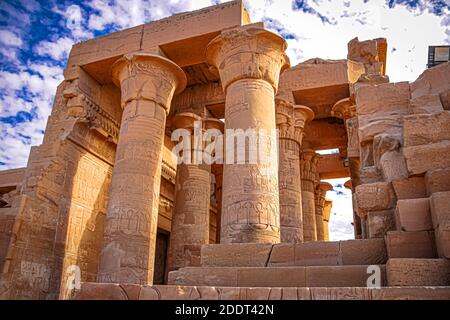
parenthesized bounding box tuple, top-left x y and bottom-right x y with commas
(206, 26, 290, 244)
(315, 182, 333, 241)
(276, 99, 314, 243)
(323, 199, 332, 241)
(98, 54, 186, 285)
(167, 114, 223, 271)
(301, 149, 320, 242)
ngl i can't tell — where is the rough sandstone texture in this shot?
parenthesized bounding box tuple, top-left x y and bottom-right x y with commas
(199, 240, 387, 267)
(385, 231, 436, 259)
(206, 26, 289, 244)
(386, 258, 450, 286)
(73, 283, 450, 300)
(0, 1, 449, 301)
(395, 198, 432, 232)
(167, 265, 386, 288)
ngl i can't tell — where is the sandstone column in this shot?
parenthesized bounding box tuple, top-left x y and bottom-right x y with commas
(323, 199, 333, 241)
(206, 26, 290, 243)
(301, 149, 320, 242)
(332, 99, 363, 239)
(167, 113, 223, 271)
(98, 53, 186, 284)
(276, 99, 314, 243)
(211, 163, 223, 243)
(314, 182, 333, 241)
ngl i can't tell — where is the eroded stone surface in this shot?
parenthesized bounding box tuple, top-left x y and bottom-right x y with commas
(385, 231, 436, 259)
(395, 198, 432, 232)
(386, 258, 450, 286)
(1, 1, 449, 300)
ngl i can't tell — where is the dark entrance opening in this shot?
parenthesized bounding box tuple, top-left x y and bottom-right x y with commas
(153, 229, 169, 284)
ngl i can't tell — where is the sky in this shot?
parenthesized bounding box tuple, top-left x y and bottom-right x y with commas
(0, 0, 448, 239)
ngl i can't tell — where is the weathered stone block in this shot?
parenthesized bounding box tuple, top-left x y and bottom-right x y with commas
(392, 176, 427, 200)
(168, 267, 238, 287)
(200, 243, 273, 267)
(386, 258, 450, 286)
(367, 210, 396, 238)
(73, 283, 129, 300)
(310, 287, 371, 300)
(355, 182, 396, 214)
(430, 191, 450, 228)
(347, 37, 379, 65)
(340, 238, 387, 265)
(378, 150, 409, 182)
(370, 287, 450, 300)
(358, 114, 403, 145)
(305, 265, 386, 287)
(404, 140, 450, 175)
(72, 284, 450, 300)
(294, 241, 339, 266)
(385, 231, 436, 258)
(239, 287, 311, 300)
(435, 221, 450, 259)
(425, 167, 450, 195)
(409, 93, 444, 114)
(440, 88, 450, 110)
(355, 81, 410, 116)
(267, 243, 295, 267)
(404, 111, 450, 147)
(237, 267, 306, 287)
(395, 198, 432, 232)
(410, 62, 450, 99)
(359, 166, 382, 184)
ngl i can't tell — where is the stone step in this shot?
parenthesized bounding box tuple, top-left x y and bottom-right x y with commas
(200, 238, 387, 267)
(167, 265, 386, 288)
(385, 230, 437, 258)
(430, 191, 450, 258)
(395, 198, 432, 232)
(386, 258, 450, 286)
(73, 283, 450, 300)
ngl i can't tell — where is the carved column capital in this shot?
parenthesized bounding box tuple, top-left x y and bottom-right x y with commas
(112, 53, 187, 112)
(300, 149, 320, 176)
(315, 181, 333, 204)
(206, 26, 290, 93)
(276, 99, 314, 145)
(170, 112, 224, 132)
(344, 179, 353, 191)
(331, 97, 356, 120)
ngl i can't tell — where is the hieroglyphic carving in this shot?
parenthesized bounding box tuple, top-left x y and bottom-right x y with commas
(98, 53, 186, 285)
(314, 182, 333, 241)
(58, 152, 111, 299)
(171, 83, 225, 117)
(276, 99, 314, 243)
(346, 117, 360, 158)
(168, 164, 211, 271)
(205, 26, 289, 243)
(300, 149, 320, 242)
(167, 113, 223, 271)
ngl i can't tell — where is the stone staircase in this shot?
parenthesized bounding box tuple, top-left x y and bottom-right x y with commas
(72, 238, 450, 299)
(167, 239, 450, 288)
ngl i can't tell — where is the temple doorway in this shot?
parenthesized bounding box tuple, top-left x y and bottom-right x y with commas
(153, 229, 169, 285)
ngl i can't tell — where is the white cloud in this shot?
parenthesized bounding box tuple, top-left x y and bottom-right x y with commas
(244, 0, 449, 82)
(34, 37, 74, 60)
(86, 0, 223, 31)
(54, 4, 94, 40)
(0, 62, 63, 168)
(0, 29, 23, 47)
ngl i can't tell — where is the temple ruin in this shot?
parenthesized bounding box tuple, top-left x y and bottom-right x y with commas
(0, 0, 449, 300)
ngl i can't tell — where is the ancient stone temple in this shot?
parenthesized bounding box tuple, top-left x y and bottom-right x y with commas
(0, 1, 449, 300)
